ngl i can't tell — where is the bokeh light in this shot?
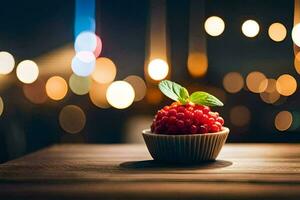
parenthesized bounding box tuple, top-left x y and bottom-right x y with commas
(93, 35, 102, 57)
(187, 53, 208, 77)
(268, 23, 287, 42)
(46, 76, 68, 101)
(147, 59, 169, 81)
(124, 75, 147, 101)
(294, 52, 300, 75)
(16, 60, 39, 84)
(146, 87, 162, 104)
(259, 78, 277, 93)
(276, 74, 297, 96)
(23, 79, 47, 104)
(89, 81, 110, 108)
(259, 78, 280, 104)
(292, 23, 300, 47)
(242, 20, 260, 38)
(260, 90, 280, 104)
(0, 97, 4, 116)
(92, 57, 117, 84)
(75, 31, 98, 52)
(106, 81, 135, 109)
(230, 105, 251, 127)
(69, 74, 91, 95)
(275, 111, 293, 131)
(59, 105, 86, 134)
(71, 51, 96, 77)
(246, 71, 267, 93)
(223, 72, 244, 93)
(204, 16, 225, 37)
(0, 51, 15, 75)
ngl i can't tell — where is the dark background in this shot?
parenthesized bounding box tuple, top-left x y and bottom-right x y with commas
(0, 0, 298, 163)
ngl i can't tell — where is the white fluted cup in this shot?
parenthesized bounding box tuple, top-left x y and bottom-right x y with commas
(142, 127, 229, 163)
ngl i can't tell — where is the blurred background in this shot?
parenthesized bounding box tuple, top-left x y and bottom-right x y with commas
(0, 0, 300, 163)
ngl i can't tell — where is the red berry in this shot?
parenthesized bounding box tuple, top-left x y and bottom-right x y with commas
(215, 121, 222, 130)
(187, 106, 194, 112)
(176, 120, 185, 128)
(210, 124, 220, 132)
(199, 125, 208, 133)
(203, 106, 210, 114)
(171, 102, 180, 107)
(176, 112, 185, 119)
(168, 116, 176, 124)
(216, 117, 224, 125)
(163, 106, 170, 111)
(151, 102, 225, 134)
(208, 117, 215, 125)
(194, 109, 203, 119)
(190, 125, 198, 134)
(195, 105, 204, 110)
(168, 109, 177, 116)
(177, 106, 185, 113)
(161, 116, 168, 125)
(184, 110, 193, 120)
(208, 111, 218, 119)
(185, 119, 193, 126)
(157, 110, 166, 120)
(201, 114, 209, 124)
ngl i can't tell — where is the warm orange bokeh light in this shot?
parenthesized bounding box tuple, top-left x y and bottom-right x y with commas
(23, 79, 48, 104)
(146, 87, 163, 104)
(259, 78, 277, 93)
(259, 79, 280, 104)
(246, 71, 267, 93)
(294, 52, 300, 75)
(276, 74, 297, 96)
(187, 53, 208, 77)
(275, 111, 293, 131)
(0, 96, 4, 116)
(268, 23, 287, 42)
(46, 76, 68, 101)
(260, 90, 280, 104)
(89, 81, 110, 109)
(124, 75, 147, 102)
(92, 57, 116, 84)
(223, 72, 244, 93)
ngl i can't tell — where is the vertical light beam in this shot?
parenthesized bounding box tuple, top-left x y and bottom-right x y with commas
(145, 0, 170, 82)
(74, 0, 96, 38)
(188, 0, 208, 77)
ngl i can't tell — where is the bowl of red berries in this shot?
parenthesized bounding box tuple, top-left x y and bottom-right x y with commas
(143, 80, 229, 163)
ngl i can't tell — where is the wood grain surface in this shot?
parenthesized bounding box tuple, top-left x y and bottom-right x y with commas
(0, 144, 300, 199)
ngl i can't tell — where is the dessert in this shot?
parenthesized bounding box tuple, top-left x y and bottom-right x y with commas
(143, 80, 229, 163)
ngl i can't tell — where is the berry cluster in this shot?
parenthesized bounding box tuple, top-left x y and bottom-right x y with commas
(151, 102, 224, 135)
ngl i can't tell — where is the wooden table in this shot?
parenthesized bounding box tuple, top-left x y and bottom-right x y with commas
(0, 144, 300, 200)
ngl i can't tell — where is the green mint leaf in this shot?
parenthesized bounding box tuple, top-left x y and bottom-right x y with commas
(189, 91, 224, 106)
(158, 80, 189, 103)
(179, 87, 189, 100)
(178, 97, 188, 104)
